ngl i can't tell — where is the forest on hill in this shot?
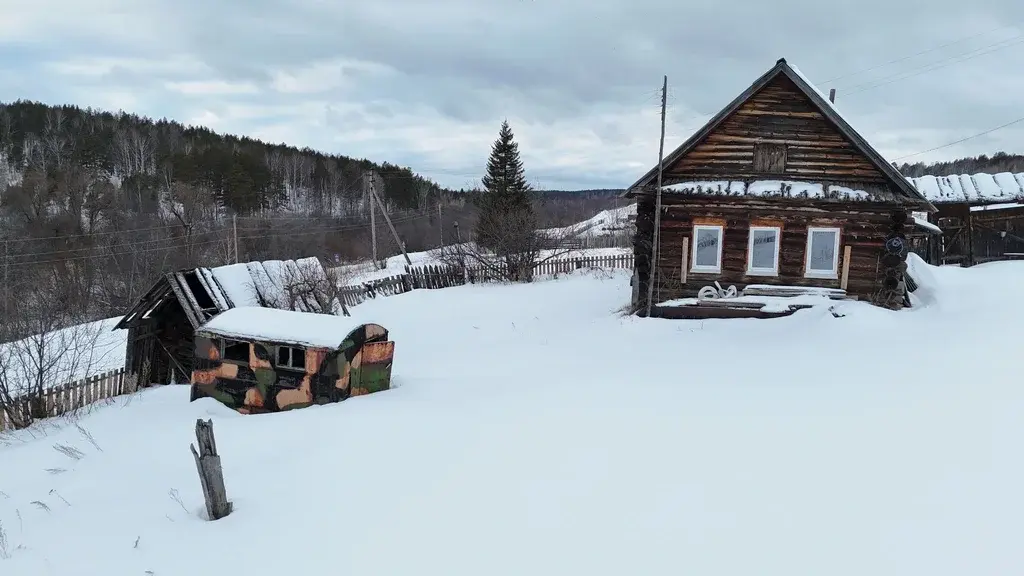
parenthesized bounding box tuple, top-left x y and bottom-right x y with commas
(0, 101, 623, 335)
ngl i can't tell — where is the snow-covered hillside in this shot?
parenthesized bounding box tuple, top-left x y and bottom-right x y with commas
(1, 260, 1022, 575)
(539, 203, 636, 238)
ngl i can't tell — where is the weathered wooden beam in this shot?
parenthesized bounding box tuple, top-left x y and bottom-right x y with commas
(190, 419, 232, 520)
(840, 245, 852, 290)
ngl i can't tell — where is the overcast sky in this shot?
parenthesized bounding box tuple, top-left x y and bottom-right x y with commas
(2, 1, 1022, 190)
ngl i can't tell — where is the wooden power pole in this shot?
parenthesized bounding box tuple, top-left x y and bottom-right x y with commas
(368, 171, 412, 267)
(364, 174, 379, 268)
(645, 75, 668, 317)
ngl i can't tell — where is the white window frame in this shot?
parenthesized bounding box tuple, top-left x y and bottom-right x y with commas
(804, 227, 841, 279)
(276, 345, 307, 371)
(746, 226, 782, 276)
(691, 224, 724, 274)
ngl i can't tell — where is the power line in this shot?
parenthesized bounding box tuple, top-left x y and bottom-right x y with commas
(3, 210, 438, 267)
(821, 23, 1020, 84)
(839, 34, 1024, 96)
(891, 115, 1024, 161)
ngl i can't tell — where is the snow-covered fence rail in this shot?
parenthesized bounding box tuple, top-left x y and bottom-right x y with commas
(0, 368, 132, 431)
(340, 254, 635, 307)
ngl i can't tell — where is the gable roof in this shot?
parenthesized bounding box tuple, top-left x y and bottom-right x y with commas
(113, 257, 345, 331)
(624, 58, 935, 211)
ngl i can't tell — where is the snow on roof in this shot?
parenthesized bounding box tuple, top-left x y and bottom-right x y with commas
(913, 216, 942, 234)
(197, 307, 374, 349)
(969, 202, 1024, 212)
(906, 172, 1024, 204)
(787, 63, 852, 126)
(209, 263, 262, 308)
(662, 180, 872, 200)
(205, 257, 333, 312)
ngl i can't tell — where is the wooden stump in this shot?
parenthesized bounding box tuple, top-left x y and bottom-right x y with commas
(190, 419, 232, 520)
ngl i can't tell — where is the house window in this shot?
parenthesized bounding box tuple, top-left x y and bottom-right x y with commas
(805, 227, 841, 278)
(753, 143, 787, 173)
(222, 340, 249, 363)
(277, 346, 306, 371)
(746, 226, 781, 275)
(691, 225, 724, 274)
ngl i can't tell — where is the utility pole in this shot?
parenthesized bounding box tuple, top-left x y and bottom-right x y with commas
(438, 203, 444, 250)
(645, 75, 668, 317)
(368, 171, 412, 266)
(3, 238, 8, 318)
(232, 214, 238, 264)
(453, 221, 467, 283)
(365, 174, 378, 269)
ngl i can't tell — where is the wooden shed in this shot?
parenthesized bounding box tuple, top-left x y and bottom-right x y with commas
(113, 257, 343, 387)
(625, 58, 936, 313)
(904, 173, 1024, 266)
(190, 307, 395, 414)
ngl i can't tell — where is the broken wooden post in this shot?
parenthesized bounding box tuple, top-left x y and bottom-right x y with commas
(190, 418, 232, 520)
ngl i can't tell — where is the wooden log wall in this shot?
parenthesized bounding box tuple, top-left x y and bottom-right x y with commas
(633, 195, 905, 306)
(666, 75, 890, 186)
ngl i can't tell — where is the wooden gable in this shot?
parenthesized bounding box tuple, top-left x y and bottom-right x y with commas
(624, 58, 935, 210)
(665, 74, 887, 183)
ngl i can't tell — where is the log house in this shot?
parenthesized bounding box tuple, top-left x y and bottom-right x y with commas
(625, 58, 937, 311)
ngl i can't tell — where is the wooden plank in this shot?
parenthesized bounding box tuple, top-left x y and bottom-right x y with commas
(680, 237, 688, 284)
(840, 245, 852, 290)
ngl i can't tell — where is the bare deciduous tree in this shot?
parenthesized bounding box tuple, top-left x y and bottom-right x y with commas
(276, 258, 350, 316)
(0, 275, 107, 429)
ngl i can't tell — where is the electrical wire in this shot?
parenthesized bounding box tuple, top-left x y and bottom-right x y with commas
(3, 209, 438, 266)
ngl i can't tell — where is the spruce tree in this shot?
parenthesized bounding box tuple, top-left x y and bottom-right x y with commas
(481, 120, 531, 201)
(474, 120, 535, 254)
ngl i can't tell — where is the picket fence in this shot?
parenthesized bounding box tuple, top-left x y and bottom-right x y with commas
(0, 368, 134, 432)
(339, 253, 634, 307)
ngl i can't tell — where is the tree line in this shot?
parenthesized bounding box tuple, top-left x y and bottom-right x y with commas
(897, 152, 1024, 178)
(0, 101, 623, 342)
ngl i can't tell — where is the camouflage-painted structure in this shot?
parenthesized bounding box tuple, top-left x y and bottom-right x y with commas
(189, 309, 394, 414)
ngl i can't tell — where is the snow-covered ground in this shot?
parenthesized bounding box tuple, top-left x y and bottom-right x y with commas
(1, 259, 1022, 575)
(334, 245, 630, 284)
(0, 317, 127, 394)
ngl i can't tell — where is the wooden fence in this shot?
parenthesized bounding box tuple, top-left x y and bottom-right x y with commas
(0, 368, 133, 432)
(339, 253, 634, 308)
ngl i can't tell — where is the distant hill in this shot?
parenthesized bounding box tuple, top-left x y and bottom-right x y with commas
(0, 99, 447, 216)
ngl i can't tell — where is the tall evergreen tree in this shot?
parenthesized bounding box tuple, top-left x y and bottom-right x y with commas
(480, 119, 531, 200)
(473, 120, 539, 281)
(475, 120, 535, 248)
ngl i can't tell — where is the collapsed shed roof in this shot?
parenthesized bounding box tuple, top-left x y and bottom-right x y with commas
(114, 256, 341, 331)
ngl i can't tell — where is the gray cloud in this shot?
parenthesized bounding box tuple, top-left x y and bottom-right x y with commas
(4, 0, 1024, 189)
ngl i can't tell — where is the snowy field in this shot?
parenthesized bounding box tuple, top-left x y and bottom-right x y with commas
(1, 260, 1023, 574)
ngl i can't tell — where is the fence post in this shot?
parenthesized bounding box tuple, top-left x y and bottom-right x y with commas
(190, 419, 233, 520)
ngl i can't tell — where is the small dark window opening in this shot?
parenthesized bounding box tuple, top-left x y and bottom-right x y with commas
(182, 271, 216, 309)
(277, 346, 306, 370)
(222, 340, 249, 362)
(253, 344, 271, 362)
(753, 143, 787, 173)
